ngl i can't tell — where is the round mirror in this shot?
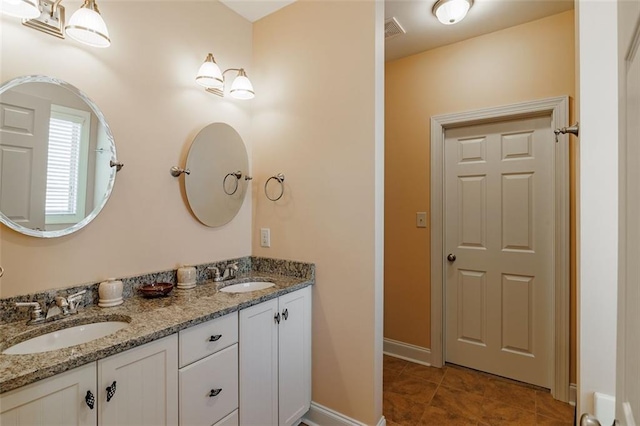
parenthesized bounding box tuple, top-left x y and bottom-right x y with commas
(184, 123, 249, 227)
(0, 75, 119, 238)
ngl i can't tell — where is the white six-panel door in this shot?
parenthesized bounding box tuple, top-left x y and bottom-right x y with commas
(0, 90, 50, 231)
(444, 115, 554, 388)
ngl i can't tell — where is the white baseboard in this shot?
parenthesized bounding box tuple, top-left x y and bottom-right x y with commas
(302, 402, 386, 426)
(383, 338, 431, 366)
(569, 383, 577, 406)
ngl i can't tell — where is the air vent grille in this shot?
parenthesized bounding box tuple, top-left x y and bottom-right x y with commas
(385, 17, 406, 40)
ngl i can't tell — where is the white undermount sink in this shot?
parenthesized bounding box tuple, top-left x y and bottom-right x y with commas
(220, 281, 275, 293)
(3, 321, 129, 355)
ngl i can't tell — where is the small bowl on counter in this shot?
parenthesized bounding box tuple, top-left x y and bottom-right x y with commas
(138, 282, 174, 298)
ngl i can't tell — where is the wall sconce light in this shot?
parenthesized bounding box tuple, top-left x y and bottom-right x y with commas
(0, 0, 40, 19)
(432, 0, 473, 25)
(0, 0, 110, 47)
(196, 53, 255, 100)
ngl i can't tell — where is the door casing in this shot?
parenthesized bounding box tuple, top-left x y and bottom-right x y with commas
(430, 96, 570, 402)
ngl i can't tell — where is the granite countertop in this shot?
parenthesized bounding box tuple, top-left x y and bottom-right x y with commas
(0, 272, 313, 394)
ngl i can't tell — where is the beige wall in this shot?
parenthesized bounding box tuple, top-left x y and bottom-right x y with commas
(252, 1, 384, 423)
(385, 10, 577, 381)
(0, 2, 253, 297)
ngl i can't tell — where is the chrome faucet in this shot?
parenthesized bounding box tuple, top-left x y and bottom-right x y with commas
(224, 263, 239, 280)
(207, 263, 239, 282)
(16, 289, 87, 324)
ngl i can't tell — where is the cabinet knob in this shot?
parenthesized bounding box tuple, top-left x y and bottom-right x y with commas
(85, 390, 95, 409)
(282, 308, 289, 321)
(106, 381, 117, 402)
(274, 312, 281, 324)
(209, 334, 222, 342)
(447, 253, 456, 262)
(209, 388, 222, 397)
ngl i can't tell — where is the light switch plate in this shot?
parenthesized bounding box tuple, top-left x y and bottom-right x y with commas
(416, 212, 427, 228)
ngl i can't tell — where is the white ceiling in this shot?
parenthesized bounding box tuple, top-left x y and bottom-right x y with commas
(385, 0, 574, 62)
(219, 0, 296, 22)
(218, 0, 574, 62)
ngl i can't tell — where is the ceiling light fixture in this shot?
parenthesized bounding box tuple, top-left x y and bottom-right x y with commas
(196, 53, 255, 100)
(0, 0, 110, 48)
(432, 0, 473, 25)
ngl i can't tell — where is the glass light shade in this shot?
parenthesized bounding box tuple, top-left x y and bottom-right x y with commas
(433, 0, 472, 25)
(0, 0, 40, 19)
(65, 0, 110, 48)
(196, 54, 224, 90)
(229, 70, 254, 100)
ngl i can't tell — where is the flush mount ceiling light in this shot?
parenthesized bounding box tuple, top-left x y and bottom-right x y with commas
(0, 0, 110, 47)
(432, 0, 473, 25)
(196, 53, 255, 100)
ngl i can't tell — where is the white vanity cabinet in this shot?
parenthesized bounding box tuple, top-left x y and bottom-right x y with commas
(239, 286, 312, 426)
(0, 334, 178, 426)
(98, 334, 178, 426)
(178, 311, 239, 426)
(0, 362, 97, 426)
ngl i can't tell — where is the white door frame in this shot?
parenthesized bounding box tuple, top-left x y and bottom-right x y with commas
(430, 96, 570, 402)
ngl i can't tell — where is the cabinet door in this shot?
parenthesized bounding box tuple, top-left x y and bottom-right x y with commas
(98, 334, 178, 426)
(239, 298, 279, 426)
(0, 362, 97, 426)
(278, 286, 312, 426)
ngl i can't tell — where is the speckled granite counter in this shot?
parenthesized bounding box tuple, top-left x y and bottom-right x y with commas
(0, 260, 314, 394)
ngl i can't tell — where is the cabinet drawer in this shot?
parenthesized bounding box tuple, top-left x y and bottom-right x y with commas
(179, 311, 238, 367)
(179, 344, 238, 426)
(214, 409, 238, 426)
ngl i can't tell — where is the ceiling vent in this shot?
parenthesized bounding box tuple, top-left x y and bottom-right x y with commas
(384, 17, 406, 40)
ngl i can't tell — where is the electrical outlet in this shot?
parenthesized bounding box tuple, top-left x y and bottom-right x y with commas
(416, 212, 427, 228)
(260, 228, 271, 248)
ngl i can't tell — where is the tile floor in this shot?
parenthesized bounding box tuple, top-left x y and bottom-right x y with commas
(383, 355, 576, 425)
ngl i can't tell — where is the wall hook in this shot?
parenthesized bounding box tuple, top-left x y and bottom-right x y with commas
(170, 166, 191, 177)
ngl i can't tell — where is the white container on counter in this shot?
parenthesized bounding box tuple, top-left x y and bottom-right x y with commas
(177, 265, 197, 289)
(98, 278, 123, 307)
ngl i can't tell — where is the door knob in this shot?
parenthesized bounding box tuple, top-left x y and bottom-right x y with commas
(447, 253, 456, 262)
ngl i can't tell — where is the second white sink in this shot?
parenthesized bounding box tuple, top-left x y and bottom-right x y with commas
(220, 281, 275, 293)
(3, 321, 129, 355)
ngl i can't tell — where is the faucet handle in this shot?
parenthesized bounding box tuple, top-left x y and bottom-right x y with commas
(67, 289, 87, 300)
(15, 302, 45, 324)
(207, 266, 221, 279)
(67, 290, 87, 312)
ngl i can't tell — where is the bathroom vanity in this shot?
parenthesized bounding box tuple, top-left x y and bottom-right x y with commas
(0, 259, 313, 426)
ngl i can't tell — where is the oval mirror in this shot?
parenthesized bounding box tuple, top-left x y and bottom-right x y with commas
(0, 75, 119, 238)
(184, 123, 249, 227)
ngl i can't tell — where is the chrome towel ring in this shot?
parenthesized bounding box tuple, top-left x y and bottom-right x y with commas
(223, 171, 242, 195)
(265, 173, 285, 201)
(223, 171, 253, 195)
